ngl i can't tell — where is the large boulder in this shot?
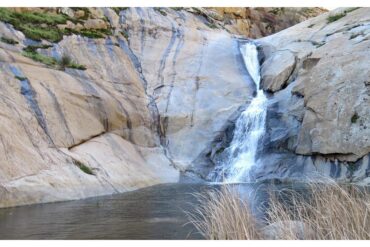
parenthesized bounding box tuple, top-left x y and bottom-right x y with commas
(252, 7, 370, 182)
(261, 50, 296, 92)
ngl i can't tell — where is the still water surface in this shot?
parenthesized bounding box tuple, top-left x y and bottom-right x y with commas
(0, 182, 306, 239)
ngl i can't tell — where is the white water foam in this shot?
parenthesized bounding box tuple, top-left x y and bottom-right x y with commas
(215, 42, 268, 182)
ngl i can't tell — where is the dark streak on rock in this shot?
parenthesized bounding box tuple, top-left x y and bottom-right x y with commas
(329, 161, 339, 178)
(0, 135, 11, 162)
(135, 7, 146, 55)
(40, 82, 75, 145)
(8, 65, 54, 146)
(164, 25, 185, 114)
(190, 34, 206, 128)
(65, 70, 111, 132)
(68, 130, 107, 150)
(118, 38, 146, 89)
(70, 71, 133, 142)
(118, 38, 162, 142)
(155, 23, 178, 144)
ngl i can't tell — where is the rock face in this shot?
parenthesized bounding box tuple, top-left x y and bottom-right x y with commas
(0, 7, 271, 208)
(0, 23, 179, 208)
(206, 7, 327, 38)
(261, 50, 296, 92)
(252, 7, 370, 183)
(0, 6, 345, 208)
(121, 8, 254, 172)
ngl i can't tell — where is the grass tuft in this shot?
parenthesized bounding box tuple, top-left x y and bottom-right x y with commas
(0, 8, 68, 42)
(327, 13, 346, 23)
(187, 187, 262, 239)
(22, 45, 86, 70)
(73, 159, 94, 175)
(188, 181, 370, 240)
(0, 8, 112, 42)
(22, 50, 57, 66)
(0, 36, 18, 45)
(327, 8, 359, 24)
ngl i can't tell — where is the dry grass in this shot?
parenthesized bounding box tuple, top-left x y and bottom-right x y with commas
(187, 186, 262, 239)
(187, 181, 370, 240)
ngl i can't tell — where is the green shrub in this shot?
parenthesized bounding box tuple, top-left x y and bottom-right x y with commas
(13, 11, 69, 25)
(111, 7, 128, 15)
(327, 8, 359, 24)
(22, 50, 57, 66)
(14, 75, 27, 81)
(0, 36, 18, 45)
(79, 29, 104, 38)
(154, 7, 167, 16)
(58, 53, 86, 70)
(22, 46, 86, 70)
(351, 112, 359, 123)
(345, 7, 360, 13)
(22, 24, 64, 42)
(59, 53, 72, 69)
(327, 13, 346, 23)
(206, 22, 218, 29)
(73, 160, 94, 175)
(23, 44, 53, 53)
(66, 62, 86, 70)
(0, 8, 114, 42)
(170, 7, 184, 11)
(0, 8, 67, 42)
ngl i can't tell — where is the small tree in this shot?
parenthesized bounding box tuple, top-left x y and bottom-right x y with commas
(59, 53, 72, 70)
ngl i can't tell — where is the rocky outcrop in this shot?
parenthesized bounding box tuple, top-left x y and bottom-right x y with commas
(260, 50, 296, 92)
(0, 7, 262, 207)
(0, 6, 342, 207)
(121, 8, 254, 171)
(0, 8, 183, 208)
(205, 7, 327, 38)
(253, 7, 370, 183)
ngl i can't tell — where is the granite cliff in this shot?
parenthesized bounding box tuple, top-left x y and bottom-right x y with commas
(2, 7, 368, 208)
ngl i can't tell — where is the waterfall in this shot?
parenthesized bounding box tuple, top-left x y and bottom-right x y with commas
(214, 42, 268, 183)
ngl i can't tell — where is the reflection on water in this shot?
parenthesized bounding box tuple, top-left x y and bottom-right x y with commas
(0, 182, 307, 239)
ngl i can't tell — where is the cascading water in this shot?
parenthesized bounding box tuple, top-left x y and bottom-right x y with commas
(214, 41, 268, 183)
